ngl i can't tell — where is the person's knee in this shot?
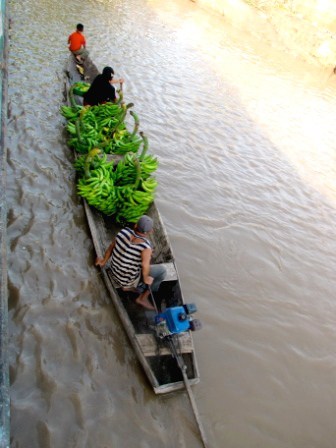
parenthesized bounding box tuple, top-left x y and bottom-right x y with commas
(154, 265, 166, 281)
(150, 265, 167, 291)
(160, 266, 167, 280)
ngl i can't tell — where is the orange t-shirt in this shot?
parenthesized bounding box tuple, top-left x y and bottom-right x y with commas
(68, 31, 86, 52)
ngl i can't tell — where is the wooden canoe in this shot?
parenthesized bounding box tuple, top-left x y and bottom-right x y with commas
(64, 55, 200, 394)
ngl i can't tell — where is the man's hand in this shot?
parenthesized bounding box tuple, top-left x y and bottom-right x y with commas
(111, 78, 124, 85)
(95, 258, 105, 267)
(144, 275, 153, 286)
(96, 241, 115, 267)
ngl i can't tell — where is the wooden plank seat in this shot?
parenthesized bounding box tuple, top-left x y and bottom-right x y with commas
(135, 332, 193, 357)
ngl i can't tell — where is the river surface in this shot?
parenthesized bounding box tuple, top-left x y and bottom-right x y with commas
(6, 0, 336, 447)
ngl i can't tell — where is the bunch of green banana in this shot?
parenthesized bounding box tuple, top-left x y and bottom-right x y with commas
(65, 102, 135, 154)
(72, 81, 90, 96)
(113, 152, 138, 186)
(115, 189, 153, 223)
(111, 111, 142, 154)
(114, 179, 157, 224)
(136, 132, 159, 179)
(77, 164, 117, 215)
(61, 85, 161, 221)
(113, 157, 158, 224)
(60, 105, 83, 122)
(112, 133, 156, 183)
(73, 148, 113, 178)
(139, 154, 159, 179)
(67, 119, 100, 153)
(75, 149, 117, 215)
(89, 103, 132, 138)
(140, 177, 158, 194)
(74, 147, 158, 220)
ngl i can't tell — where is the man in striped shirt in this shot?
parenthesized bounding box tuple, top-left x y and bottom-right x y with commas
(95, 215, 166, 310)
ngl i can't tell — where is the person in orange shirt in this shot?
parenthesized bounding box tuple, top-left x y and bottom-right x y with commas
(68, 23, 89, 64)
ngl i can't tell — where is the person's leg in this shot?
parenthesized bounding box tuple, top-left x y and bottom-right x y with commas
(149, 265, 167, 292)
(72, 48, 87, 64)
(75, 48, 89, 59)
(81, 48, 89, 58)
(135, 290, 155, 310)
(72, 52, 83, 64)
(133, 266, 166, 310)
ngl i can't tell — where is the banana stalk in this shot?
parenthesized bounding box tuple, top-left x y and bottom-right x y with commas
(139, 132, 148, 161)
(69, 85, 78, 108)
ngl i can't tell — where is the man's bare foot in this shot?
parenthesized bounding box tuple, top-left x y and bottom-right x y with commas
(75, 56, 83, 65)
(135, 294, 155, 310)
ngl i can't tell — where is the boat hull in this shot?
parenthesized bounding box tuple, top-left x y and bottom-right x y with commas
(64, 55, 200, 393)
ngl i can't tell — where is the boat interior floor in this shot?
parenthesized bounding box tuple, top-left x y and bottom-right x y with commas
(117, 280, 182, 333)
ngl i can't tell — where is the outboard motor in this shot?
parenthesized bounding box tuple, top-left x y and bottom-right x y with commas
(154, 303, 202, 339)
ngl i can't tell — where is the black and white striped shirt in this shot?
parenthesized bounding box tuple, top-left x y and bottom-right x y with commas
(110, 227, 151, 287)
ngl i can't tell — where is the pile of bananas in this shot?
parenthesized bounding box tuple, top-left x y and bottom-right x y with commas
(62, 82, 160, 223)
(110, 111, 142, 154)
(114, 152, 158, 186)
(115, 176, 158, 223)
(60, 104, 83, 121)
(74, 146, 158, 222)
(61, 102, 131, 153)
(113, 135, 159, 223)
(75, 149, 118, 215)
(73, 148, 112, 178)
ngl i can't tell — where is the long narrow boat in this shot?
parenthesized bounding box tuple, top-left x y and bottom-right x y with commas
(63, 55, 200, 394)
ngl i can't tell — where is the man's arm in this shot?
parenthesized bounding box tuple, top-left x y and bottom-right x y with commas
(106, 84, 117, 103)
(111, 78, 124, 85)
(95, 240, 115, 267)
(141, 248, 153, 285)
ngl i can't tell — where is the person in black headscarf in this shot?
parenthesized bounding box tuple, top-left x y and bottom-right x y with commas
(83, 66, 124, 106)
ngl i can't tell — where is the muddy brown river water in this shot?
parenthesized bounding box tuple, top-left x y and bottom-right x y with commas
(7, 0, 336, 447)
